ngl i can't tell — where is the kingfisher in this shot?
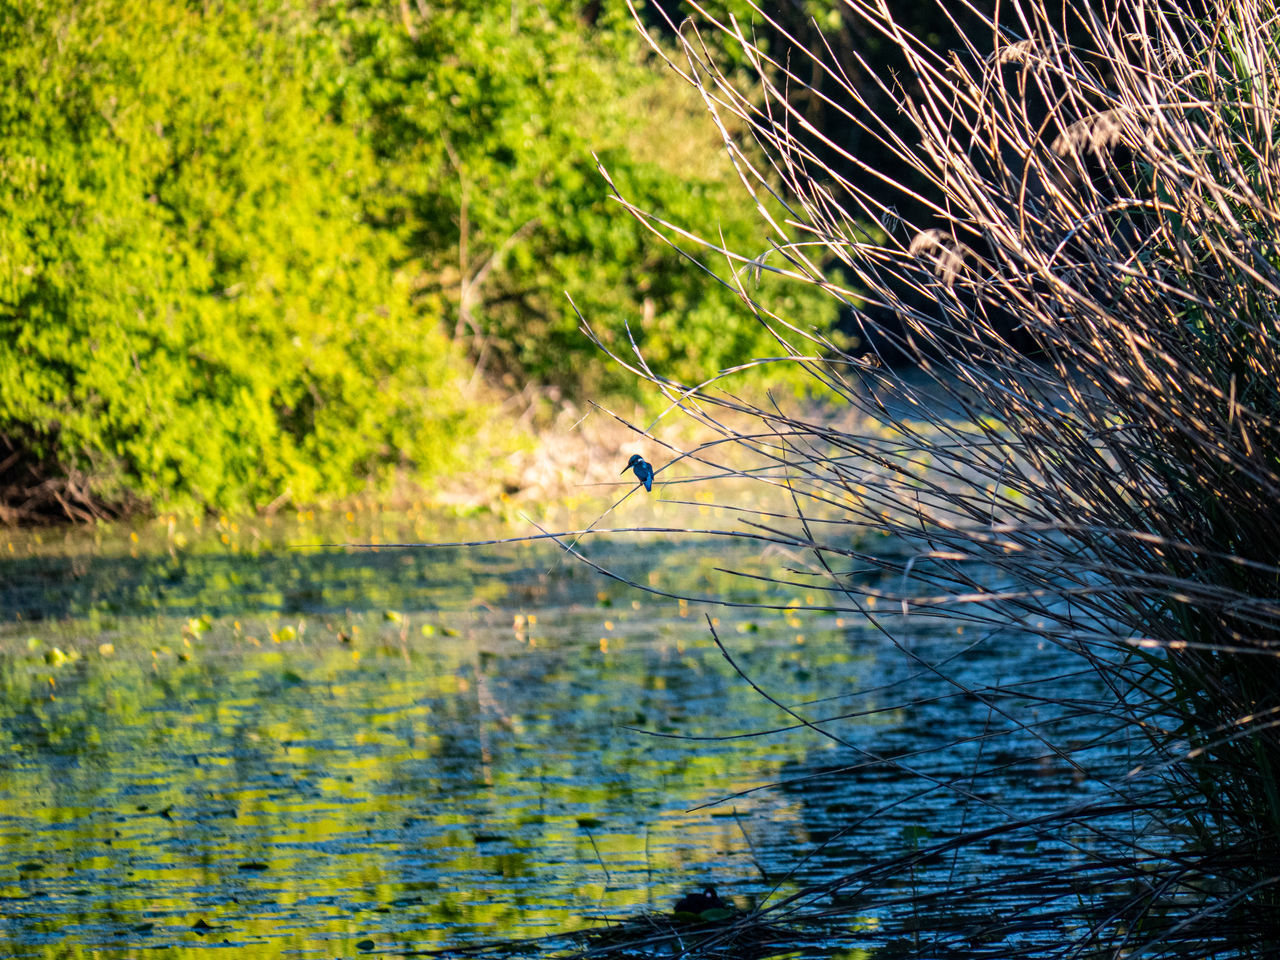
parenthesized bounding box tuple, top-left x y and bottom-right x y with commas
(621, 453, 654, 492)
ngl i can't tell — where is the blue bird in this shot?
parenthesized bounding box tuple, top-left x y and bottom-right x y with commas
(621, 453, 654, 492)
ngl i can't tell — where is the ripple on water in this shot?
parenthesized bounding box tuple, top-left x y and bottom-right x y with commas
(0, 525, 1156, 958)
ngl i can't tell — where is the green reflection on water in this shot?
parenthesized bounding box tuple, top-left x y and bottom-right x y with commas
(0, 511, 880, 958)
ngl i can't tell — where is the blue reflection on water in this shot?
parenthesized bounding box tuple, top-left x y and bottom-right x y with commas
(0, 528, 1149, 958)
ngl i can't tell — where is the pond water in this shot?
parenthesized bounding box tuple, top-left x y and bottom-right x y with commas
(0, 505, 1143, 958)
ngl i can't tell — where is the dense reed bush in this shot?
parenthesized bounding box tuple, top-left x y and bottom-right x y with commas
(587, 0, 1280, 953)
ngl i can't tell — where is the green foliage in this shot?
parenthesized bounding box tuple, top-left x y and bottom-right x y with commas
(0, 0, 477, 512)
(317, 0, 838, 398)
(0, 0, 839, 517)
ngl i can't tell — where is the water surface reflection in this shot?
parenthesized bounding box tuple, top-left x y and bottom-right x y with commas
(0, 514, 1127, 957)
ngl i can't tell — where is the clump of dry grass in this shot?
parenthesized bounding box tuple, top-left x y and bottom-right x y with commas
(582, 0, 1280, 954)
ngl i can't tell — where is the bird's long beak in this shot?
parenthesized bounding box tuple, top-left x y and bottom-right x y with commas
(620, 466, 630, 475)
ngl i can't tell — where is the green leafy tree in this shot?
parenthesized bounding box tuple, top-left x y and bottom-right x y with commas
(320, 0, 838, 399)
(0, 0, 478, 516)
(0, 0, 840, 519)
